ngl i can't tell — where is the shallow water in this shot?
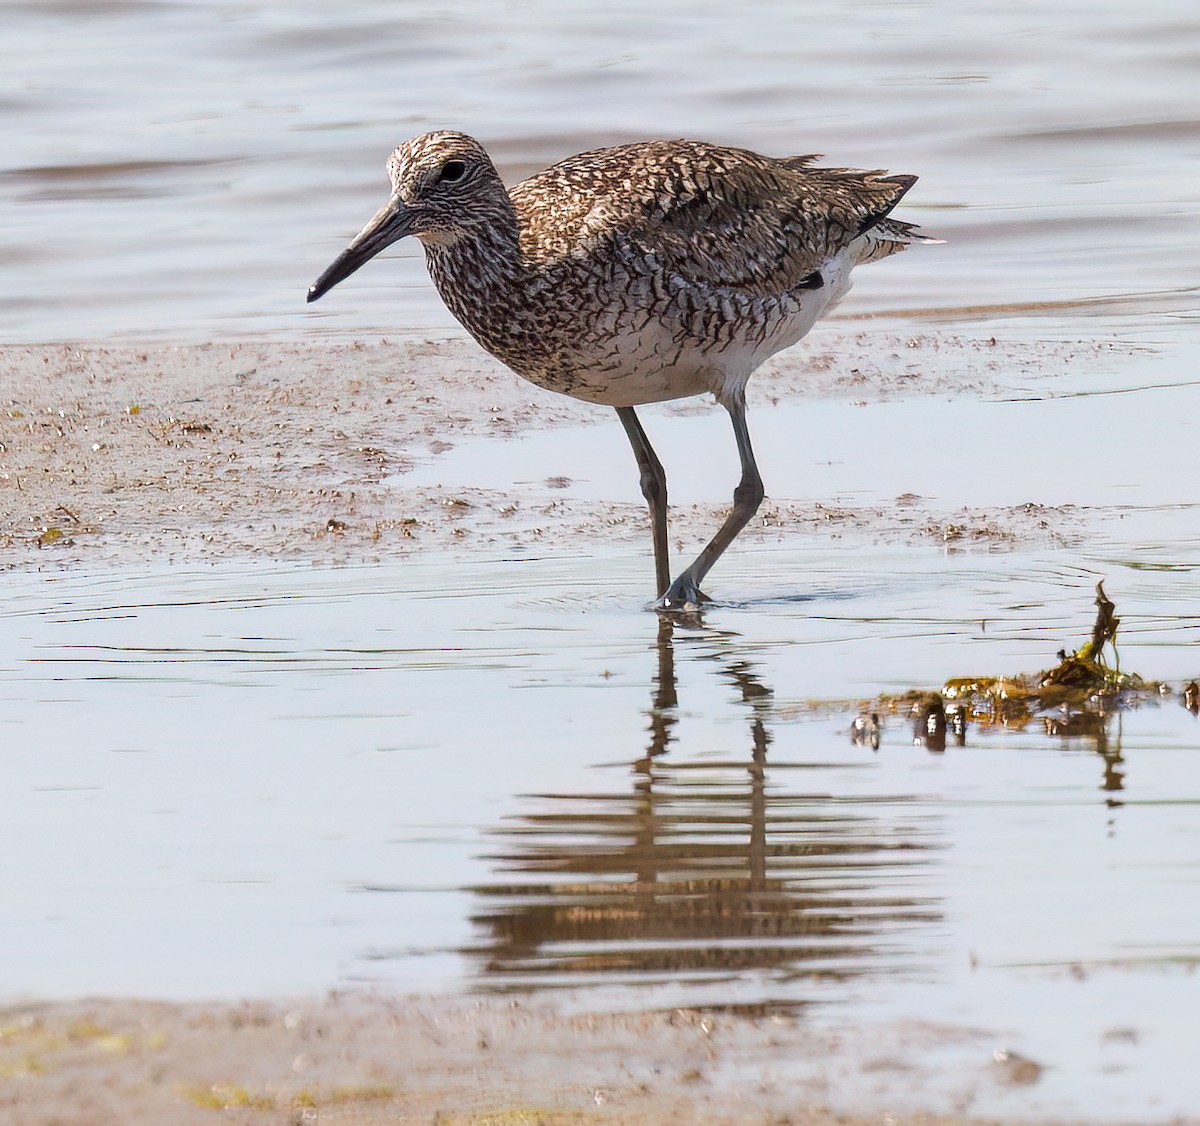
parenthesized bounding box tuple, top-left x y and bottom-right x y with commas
(2, 0, 1198, 343)
(4, 544, 1200, 1118)
(406, 350, 1200, 514)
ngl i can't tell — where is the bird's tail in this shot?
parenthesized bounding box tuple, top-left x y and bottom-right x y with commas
(857, 216, 944, 263)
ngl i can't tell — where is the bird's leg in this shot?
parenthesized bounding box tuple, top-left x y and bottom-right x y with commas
(616, 406, 671, 598)
(658, 391, 764, 610)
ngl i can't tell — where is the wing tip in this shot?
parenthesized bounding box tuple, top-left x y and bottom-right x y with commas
(878, 172, 919, 200)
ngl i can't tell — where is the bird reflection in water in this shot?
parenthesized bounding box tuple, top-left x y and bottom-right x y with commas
(914, 686, 1126, 799)
(466, 618, 941, 1003)
(1043, 709, 1127, 807)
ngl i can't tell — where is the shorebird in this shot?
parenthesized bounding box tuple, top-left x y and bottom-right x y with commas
(308, 131, 935, 609)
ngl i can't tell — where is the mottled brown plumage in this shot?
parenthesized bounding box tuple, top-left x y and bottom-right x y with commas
(309, 130, 934, 608)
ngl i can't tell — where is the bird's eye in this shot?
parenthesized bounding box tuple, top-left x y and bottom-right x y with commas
(438, 160, 466, 183)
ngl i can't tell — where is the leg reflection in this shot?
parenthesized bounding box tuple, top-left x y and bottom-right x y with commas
(1045, 708, 1126, 807)
(466, 618, 940, 1001)
(640, 616, 679, 768)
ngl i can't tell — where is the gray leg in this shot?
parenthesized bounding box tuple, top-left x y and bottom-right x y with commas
(616, 406, 671, 598)
(659, 391, 764, 609)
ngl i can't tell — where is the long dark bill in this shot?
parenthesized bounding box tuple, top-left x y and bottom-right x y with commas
(306, 197, 415, 303)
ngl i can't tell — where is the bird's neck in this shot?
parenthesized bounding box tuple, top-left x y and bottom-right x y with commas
(423, 204, 532, 341)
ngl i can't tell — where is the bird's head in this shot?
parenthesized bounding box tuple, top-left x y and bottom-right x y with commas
(307, 130, 503, 303)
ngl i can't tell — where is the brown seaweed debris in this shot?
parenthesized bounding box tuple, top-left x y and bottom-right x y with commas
(942, 583, 1147, 731)
(870, 583, 1193, 747)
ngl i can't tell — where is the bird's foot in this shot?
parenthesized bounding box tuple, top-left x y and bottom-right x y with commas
(653, 575, 713, 614)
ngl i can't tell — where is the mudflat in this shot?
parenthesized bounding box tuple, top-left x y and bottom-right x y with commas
(2, 334, 1105, 572)
(2, 992, 1070, 1126)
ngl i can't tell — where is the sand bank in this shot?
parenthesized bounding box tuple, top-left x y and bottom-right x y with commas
(1, 991, 1067, 1126)
(1, 334, 1108, 572)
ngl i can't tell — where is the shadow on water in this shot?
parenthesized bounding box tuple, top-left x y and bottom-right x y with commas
(465, 617, 942, 1004)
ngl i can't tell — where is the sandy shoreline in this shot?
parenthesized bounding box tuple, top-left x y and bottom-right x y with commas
(1, 333, 1113, 574)
(1, 991, 1073, 1126)
(2, 332, 1143, 1125)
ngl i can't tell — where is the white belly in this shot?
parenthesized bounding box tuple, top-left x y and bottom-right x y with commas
(543, 251, 857, 408)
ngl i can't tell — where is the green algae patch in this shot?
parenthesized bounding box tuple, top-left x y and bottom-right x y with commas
(295, 1083, 398, 1106)
(435, 1111, 596, 1125)
(181, 1084, 276, 1111)
(182, 1081, 400, 1113)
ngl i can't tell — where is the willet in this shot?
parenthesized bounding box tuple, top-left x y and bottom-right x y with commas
(308, 131, 935, 609)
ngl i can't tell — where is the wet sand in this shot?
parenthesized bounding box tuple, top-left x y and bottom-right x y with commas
(2, 992, 1070, 1126)
(1, 333, 1114, 572)
(0, 333, 1156, 1126)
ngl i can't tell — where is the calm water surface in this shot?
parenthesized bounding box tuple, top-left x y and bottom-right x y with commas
(2, 0, 1198, 343)
(407, 353, 1200, 512)
(4, 544, 1200, 1118)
